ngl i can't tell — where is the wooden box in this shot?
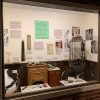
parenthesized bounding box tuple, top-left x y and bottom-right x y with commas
(27, 64, 48, 85)
(48, 67, 60, 87)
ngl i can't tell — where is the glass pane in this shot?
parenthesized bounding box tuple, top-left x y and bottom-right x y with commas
(3, 2, 99, 96)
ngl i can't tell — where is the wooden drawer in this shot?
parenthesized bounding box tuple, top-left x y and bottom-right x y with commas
(27, 64, 48, 85)
(29, 77, 47, 85)
(28, 67, 47, 74)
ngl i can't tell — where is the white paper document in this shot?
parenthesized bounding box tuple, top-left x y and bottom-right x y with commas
(60, 77, 87, 87)
(21, 83, 51, 93)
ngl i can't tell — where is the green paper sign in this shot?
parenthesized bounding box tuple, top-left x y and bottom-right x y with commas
(35, 20, 49, 39)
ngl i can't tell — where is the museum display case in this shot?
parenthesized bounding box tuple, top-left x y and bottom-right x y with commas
(0, 0, 99, 100)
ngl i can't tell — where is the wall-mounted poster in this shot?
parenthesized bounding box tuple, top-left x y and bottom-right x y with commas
(27, 35, 31, 50)
(91, 40, 98, 53)
(54, 29, 63, 39)
(47, 44, 53, 55)
(10, 30, 21, 39)
(55, 40, 63, 54)
(35, 20, 49, 39)
(34, 42, 43, 50)
(10, 21, 21, 29)
(72, 27, 80, 37)
(10, 21, 21, 39)
(85, 29, 93, 40)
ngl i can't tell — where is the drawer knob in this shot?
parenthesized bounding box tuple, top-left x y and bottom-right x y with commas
(41, 68, 44, 70)
(33, 69, 36, 71)
(37, 72, 40, 74)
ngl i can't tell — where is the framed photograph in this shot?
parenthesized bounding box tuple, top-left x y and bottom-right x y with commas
(55, 40, 63, 54)
(85, 29, 93, 40)
(91, 40, 98, 53)
(72, 27, 80, 37)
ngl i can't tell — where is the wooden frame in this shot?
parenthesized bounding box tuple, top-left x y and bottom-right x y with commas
(0, 0, 4, 100)
(3, 0, 100, 12)
(0, 0, 100, 100)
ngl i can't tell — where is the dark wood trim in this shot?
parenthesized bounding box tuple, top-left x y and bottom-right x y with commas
(5, 83, 100, 100)
(3, 0, 99, 13)
(0, 0, 4, 100)
(98, 13, 100, 82)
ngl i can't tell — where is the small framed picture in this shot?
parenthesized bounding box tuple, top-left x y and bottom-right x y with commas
(72, 27, 80, 37)
(91, 40, 98, 53)
(55, 40, 63, 54)
(85, 29, 93, 40)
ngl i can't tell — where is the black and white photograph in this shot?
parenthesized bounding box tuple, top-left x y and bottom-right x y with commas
(72, 27, 80, 37)
(4, 29, 9, 47)
(55, 40, 63, 54)
(85, 29, 93, 40)
(91, 40, 98, 53)
(64, 29, 70, 52)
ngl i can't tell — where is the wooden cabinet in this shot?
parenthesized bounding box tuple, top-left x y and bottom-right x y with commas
(27, 64, 48, 85)
(48, 68, 60, 87)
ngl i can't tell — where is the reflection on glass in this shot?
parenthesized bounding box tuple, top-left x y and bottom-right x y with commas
(3, 2, 98, 96)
